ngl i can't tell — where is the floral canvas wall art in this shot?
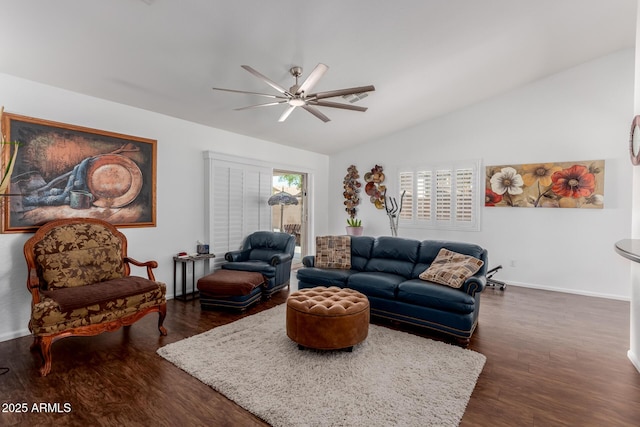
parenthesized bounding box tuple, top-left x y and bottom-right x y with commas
(485, 160, 604, 208)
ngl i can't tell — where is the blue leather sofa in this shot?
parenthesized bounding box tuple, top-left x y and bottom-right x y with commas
(296, 236, 488, 344)
(223, 231, 296, 297)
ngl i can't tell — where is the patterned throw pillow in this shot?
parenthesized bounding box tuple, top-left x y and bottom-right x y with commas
(315, 236, 351, 269)
(419, 248, 484, 288)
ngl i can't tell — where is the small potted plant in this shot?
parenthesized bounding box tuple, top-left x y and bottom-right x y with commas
(346, 217, 363, 236)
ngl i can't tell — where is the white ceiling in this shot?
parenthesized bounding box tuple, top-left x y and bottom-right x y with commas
(0, 0, 636, 154)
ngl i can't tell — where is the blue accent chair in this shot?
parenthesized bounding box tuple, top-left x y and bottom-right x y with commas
(223, 231, 296, 297)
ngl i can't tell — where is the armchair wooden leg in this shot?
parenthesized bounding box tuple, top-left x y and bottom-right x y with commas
(158, 304, 168, 336)
(32, 336, 54, 377)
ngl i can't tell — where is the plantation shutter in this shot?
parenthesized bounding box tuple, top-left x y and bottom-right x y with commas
(455, 168, 474, 224)
(416, 170, 431, 221)
(399, 171, 413, 220)
(435, 169, 452, 222)
(212, 165, 231, 262)
(397, 160, 481, 231)
(228, 168, 244, 255)
(204, 152, 272, 270)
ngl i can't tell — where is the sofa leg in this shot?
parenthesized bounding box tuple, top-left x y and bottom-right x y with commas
(456, 337, 470, 348)
(158, 304, 168, 336)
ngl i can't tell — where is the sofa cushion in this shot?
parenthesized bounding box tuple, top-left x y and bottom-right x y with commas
(350, 236, 375, 271)
(296, 267, 355, 287)
(315, 235, 351, 269)
(41, 276, 159, 312)
(347, 272, 404, 299)
(33, 222, 126, 290)
(30, 282, 166, 335)
(397, 279, 476, 314)
(371, 236, 420, 263)
(249, 249, 284, 262)
(222, 260, 276, 277)
(246, 231, 293, 253)
(364, 237, 420, 278)
(241, 232, 295, 263)
(419, 248, 484, 288)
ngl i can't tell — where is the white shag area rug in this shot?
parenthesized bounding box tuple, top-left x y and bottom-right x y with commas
(157, 305, 486, 427)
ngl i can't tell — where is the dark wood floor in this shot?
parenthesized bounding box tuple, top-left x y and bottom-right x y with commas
(1, 283, 639, 426)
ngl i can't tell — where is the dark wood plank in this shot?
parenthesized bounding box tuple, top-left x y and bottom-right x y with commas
(1, 283, 639, 426)
(463, 286, 640, 427)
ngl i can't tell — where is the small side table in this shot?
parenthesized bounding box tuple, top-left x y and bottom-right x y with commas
(173, 253, 216, 301)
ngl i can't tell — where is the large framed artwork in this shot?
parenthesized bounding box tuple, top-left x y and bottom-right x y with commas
(1, 113, 156, 233)
(485, 160, 605, 209)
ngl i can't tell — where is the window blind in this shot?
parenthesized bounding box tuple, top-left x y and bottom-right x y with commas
(205, 153, 272, 270)
(399, 171, 413, 220)
(455, 168, 474, 223)
(416, 170, 431, 221)
(398, 160, 481, 231)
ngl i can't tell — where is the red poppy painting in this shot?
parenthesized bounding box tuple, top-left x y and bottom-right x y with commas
(485, 160, 604, 209)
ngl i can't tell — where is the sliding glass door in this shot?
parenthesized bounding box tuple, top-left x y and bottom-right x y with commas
(272, 170, 307, 267)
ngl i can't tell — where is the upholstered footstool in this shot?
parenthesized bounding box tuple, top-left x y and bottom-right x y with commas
(197, 270, 265, 311)
(286, 286, 370, 351)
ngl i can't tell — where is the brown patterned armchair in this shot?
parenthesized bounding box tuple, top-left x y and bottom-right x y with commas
(23, 217, 167, 376)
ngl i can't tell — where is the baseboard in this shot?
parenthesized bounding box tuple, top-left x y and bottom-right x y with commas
(0, 328, 31, 343)
(628, 350, 640, 374)
(503, 281, 630, 302)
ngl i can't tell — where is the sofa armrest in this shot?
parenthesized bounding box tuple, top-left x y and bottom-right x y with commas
(124, 257, 159, 281)
(302, 255, 315, 267)
(271, 253, 292, 266)
(462, 275, 486, 296)
(225, 249, 251, 262)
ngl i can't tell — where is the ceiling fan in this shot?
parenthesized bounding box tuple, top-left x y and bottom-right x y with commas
(212, 63, 375, 122)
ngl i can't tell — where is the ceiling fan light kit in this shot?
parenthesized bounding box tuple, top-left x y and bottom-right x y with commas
(212, 63, 375, 122)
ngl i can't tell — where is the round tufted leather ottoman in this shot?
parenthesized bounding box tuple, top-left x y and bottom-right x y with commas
(286, 286, 370, 351)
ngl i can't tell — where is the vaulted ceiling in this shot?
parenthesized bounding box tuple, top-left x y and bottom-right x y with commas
(0, 0, 636, 154)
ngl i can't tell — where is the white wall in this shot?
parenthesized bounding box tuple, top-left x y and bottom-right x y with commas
(329, 49, 634, 300)
(0, 73, 330, 342)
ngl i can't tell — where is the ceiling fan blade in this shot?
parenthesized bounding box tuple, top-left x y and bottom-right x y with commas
(302, 105, 331, 122)
(212, 87, 287, 99)
(278, 105, 296, 122)
(241, 65, 292, 96)
(308, 100, 368, 112)
(309, 85, 375, 100)
(234, 100, 289, 111)
(297, 63, 329, 95)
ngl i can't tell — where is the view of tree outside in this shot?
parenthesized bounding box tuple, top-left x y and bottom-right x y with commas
(276, 174, 301, 190)
(271, 172, 305, 262)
